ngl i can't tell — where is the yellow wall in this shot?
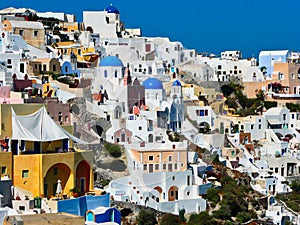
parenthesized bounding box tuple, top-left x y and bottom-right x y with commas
(14, 154, 41, 196)
(53, 42, 96, 60)
(59, 22, 79, 32)
(42, 83, 55, 97)
(13, 151, 93, 197)
(0, 152, 13, 178)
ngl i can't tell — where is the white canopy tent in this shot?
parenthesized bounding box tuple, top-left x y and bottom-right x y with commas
(11, 106, 87, 144)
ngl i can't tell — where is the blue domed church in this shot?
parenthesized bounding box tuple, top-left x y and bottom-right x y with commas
(83, 4, 122, 39)
(93, 55, 124, 98)
(142, 78, 165, 110)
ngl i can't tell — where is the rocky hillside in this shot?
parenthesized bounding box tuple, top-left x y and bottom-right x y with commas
(70, 97, 128, 187)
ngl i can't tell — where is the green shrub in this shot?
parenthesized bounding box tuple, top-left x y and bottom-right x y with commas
(264, 101, 277, 110)
(104, 143, 122, 158)
(286, 201, 300, 212)
(213, 205, 231, 220)
(160, 213, 182, 225)
(290, 179, 300, 193)
(136, 209, 157, 225)
(206, 188, 220, 207)
(188, 212, 217, 225)
(31, 88, 38, 96)
(236, 211, 252, 223)
(221, 191, 248, 217)
(100, 179, 110, 187)
(179, 209, 186, 222)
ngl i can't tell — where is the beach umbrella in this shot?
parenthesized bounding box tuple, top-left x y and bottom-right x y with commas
(56, 179, 62, 195)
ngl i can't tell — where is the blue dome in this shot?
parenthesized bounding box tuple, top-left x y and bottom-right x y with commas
(99, 56, 124, 67)
(142, 78, 163, 90)
(172, 80, 181, 86)
(105, 5, 119, 14)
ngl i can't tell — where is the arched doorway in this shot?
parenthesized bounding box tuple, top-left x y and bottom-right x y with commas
(92, 125, 103, 136)
(148, 134, 153, 143)
(154, 186, 162, 201)
(76, 160, 91, 193)
(121, 132, 126, 142)
(44, 163, 71, 197)
(114, 106, 122, 119)
(168, 186, 179, 201)
(199, 122, 210, 134)
(180, 54, 184, 63)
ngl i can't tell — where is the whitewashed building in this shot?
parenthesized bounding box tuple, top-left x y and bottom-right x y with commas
(196, 54, 262, 82)
(106, 141, 207, 215)
(83, 5, 122, 39)
(186, 105, 216, 131)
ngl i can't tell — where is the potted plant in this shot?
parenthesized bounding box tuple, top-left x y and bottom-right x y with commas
(69, 187, 80, 198)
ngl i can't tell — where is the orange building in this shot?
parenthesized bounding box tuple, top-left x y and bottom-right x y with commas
(244, 61, 300, 103)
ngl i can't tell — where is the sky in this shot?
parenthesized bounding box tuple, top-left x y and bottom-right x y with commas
(1, 0, 300, 58)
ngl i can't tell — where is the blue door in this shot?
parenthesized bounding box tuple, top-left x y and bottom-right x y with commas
(86, 212, 94, 221)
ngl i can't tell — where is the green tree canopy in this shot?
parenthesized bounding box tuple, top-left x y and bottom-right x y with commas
(136, 209, 157, 225)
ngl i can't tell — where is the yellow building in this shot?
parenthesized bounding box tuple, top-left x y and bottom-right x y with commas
(14, 150, 93, 198)
(0, 151, 13, 179)
(0, 105, 93, 197)
(31, 83, 56, 97)
(59, 22, 79, 33)
(51, 42, 98, 65)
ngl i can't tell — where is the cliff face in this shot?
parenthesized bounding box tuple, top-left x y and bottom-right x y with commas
(70, 97, 128, 188)
(71, 97, 112, 143)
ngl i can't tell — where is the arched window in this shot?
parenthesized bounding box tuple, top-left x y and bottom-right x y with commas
(58, 112, 63, 125)
(115, 70, 118, 78)
(104, 70, 108, 78)
(148, 134, 153, 143)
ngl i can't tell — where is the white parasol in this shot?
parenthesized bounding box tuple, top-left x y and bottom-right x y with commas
(56, 179, 62, 195)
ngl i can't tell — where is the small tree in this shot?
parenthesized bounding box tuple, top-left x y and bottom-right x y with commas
(213, 204, 231, 220)
(188, 211, 217, 225)
(206, 188, 220, 208)
(236, 211, 252, 223)
(291, 179, 300, 193)
(104, 143, 122, 158)
(179, 209, 186, 222)
(136, 209, 157, 225)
